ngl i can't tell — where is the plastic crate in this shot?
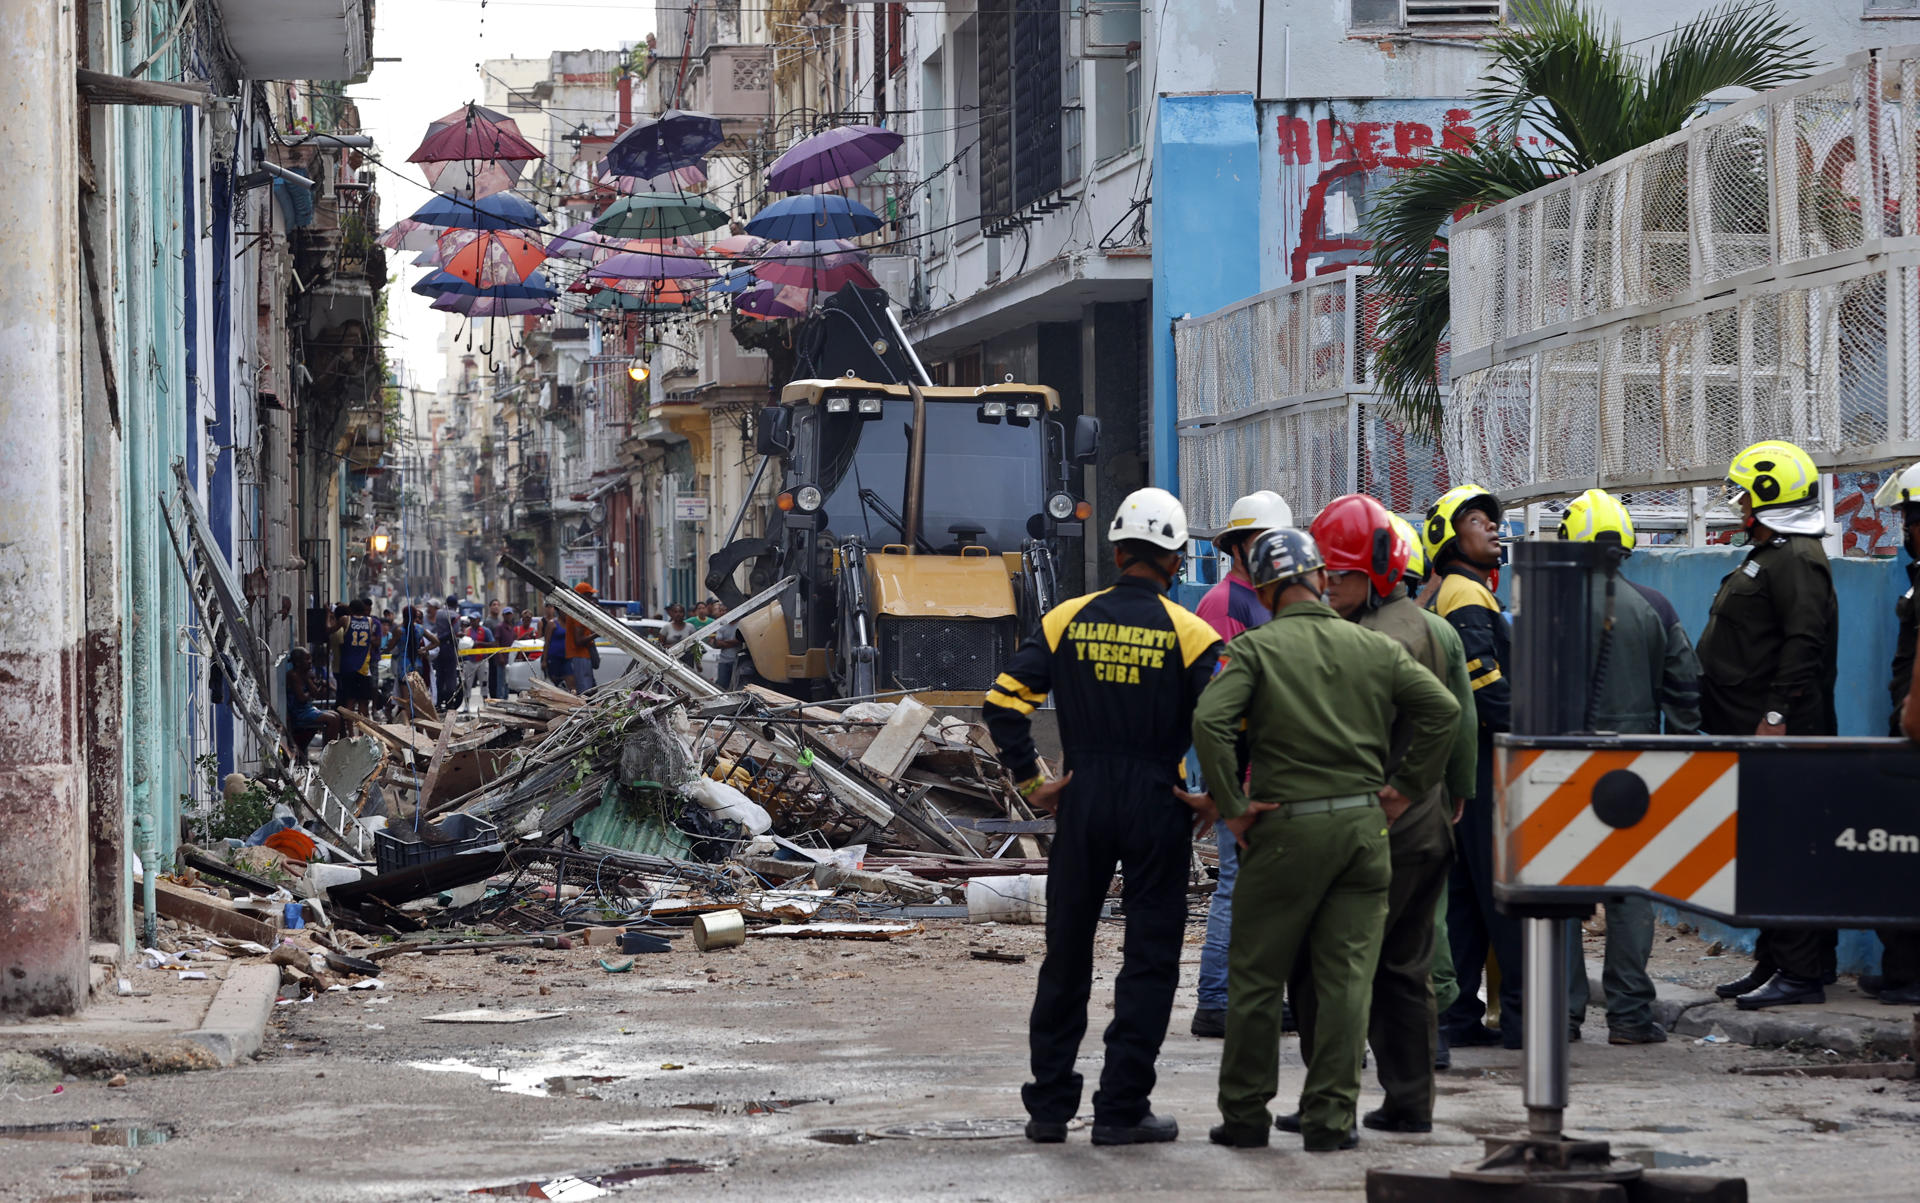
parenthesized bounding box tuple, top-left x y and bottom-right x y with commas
(374, 813, 499, 877)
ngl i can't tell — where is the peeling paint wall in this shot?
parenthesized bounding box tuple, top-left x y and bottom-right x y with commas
(0, 0, 90, 1015)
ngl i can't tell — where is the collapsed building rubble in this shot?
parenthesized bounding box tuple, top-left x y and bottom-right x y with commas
(152, 546, 1068, 997)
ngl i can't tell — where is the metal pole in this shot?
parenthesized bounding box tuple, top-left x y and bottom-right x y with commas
(720, 453, 771, 547)
(1522, 916, 1569, 1140)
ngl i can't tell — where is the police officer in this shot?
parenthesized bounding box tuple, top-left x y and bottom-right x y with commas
(1864, 465, 1920, 1006)
(1556, 489, 1703, 1042)
(1196, 528, 1460, 1152)
(1424, 484, 1525, 1048)
(1191, 489, 1294, 1039)
(1271, 495, 1476, 1137)
(983, 487, 1222, 1147)
(1700, 440, 1840, 1009)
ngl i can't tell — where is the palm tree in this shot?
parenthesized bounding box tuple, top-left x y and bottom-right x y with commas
(1364, 0, 1815, 440)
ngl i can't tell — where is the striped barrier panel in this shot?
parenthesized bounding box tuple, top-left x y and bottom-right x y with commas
(1495, 735, 1920, 927)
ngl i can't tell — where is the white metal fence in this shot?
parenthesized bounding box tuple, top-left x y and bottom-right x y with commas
(1173, 268, 1450, 532)
(1448, 44, 1920, 504)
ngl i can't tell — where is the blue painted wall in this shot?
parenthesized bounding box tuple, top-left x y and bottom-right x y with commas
(1150, 94, 1263, 494)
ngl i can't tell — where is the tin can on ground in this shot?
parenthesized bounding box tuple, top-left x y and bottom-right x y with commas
(692, 908, 746, 951)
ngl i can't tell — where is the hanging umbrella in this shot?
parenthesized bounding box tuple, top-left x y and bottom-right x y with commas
(411, 244, 448, 269)
(378, 219, 439, 252)
(745, 194, 882, 241)
(408, 103, 543, 163)
(407, 191, 547, 231)
(736, 282, 812, 320)
(588, 252, 717, 283)
(710, 270, 756, 295)
(609, 278, 694, 307)
(604, 109, 723, 179)
(766, 124, 903, 193)
(596, 162, 707, 195)
(751, 239, 876, 291)
(411, 269, 556, 300)
(585, 289, 683, 314)
(591, 193, 729, 238)
(547, 221, 622, 260)
(422, 157, 526, 200)
(432, 294, 555, 317)
(437, 230, 549, 288)
(708, 234, 769, 259)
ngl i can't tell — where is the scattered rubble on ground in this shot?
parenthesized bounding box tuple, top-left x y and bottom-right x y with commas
(147, 559, 1063, 1013)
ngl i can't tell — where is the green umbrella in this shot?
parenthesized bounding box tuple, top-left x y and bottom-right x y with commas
(590, 193, 729, 238)
(585, 290, 687, 313)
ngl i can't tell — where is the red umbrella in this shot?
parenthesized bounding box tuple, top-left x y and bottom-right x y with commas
(437, 230, 549, 288)
(752, 239, 875, 291)
(408, 104, 542, 164)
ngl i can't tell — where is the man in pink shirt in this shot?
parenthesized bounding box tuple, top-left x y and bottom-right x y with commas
(1190, 489, 1293, 1038)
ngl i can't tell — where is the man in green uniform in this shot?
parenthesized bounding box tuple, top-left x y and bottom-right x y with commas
(1556, 489, 1702, 1043)
(1699, 440, 1840, 1010)
(1196, 527, 1460, 1152)
(1270, 494, 1475, 1138)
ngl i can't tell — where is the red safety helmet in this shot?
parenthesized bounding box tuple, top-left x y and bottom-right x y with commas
(1309, 494, 1409, 599)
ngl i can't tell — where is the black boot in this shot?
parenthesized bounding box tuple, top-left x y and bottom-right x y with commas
(1735, 972, 1825, 1010)
(1274, 1112, 1301, 1133)
(1190, 1008, 1227, 1038)
(1714, 962, 1774, 999)
(1024, 1119, 1067, 1143)
(1434, 1029, 1452, 1070)
(1363, 1108, 1433, 1134)
(1091, 1112, 1177, 1146)
(1877, 981, 1920, 1006)
(1210, 1121, 1268, 1149)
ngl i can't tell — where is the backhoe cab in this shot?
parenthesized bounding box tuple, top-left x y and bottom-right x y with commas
(707, 375, 1099, 705)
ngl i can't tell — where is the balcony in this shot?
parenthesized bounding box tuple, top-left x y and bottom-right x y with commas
(658, 319, 769, 397)
(212, 0, 373, 81)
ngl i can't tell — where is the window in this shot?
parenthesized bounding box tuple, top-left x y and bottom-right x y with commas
(887, 3, 906, 74)
(1866, 0, 1920, 11)
(1350, 0, 1506, 30)
(1062, 59, 1083, 183)
(1125, 58, 1141, 152)
(977, 0, 1065, 224)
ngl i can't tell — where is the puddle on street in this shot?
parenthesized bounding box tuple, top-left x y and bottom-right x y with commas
(1620, 1150, 1719, 1169)
(870, 1118, 1029, 1140)
(1805, 1116, 1856, 1133)
(674, 1098, 824, 1116)
(409, 1058, 627, 1098)
(0, 1123, 172, 1147)
(471, 1159, 719, 1197)
(808, 1129, 874, 1145)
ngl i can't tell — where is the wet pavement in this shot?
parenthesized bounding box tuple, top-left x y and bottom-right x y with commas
(4, 920, 1919, 1201)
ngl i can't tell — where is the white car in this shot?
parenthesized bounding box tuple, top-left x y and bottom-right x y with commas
(502, 617, 673, 693)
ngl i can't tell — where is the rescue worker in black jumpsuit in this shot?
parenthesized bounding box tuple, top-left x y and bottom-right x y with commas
(1864, 463, 1920, 1006)
(984, 486, 1222, 1147)
(1701, 440, 1841, 1010)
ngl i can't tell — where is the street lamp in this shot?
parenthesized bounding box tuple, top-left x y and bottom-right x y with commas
(368, 532, 391, 554)
(627, 356, 650, 384)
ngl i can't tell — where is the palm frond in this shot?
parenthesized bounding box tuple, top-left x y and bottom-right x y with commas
(1633, 0, 1816, 143)
(1477, 0, 1641, 168)
(1371, 265, 1454, 444)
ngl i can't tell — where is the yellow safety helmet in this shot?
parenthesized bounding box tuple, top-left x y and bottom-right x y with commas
(1726, 440, 1818, 512)
(1423, 484, 1503, 564)
(1559, 488, 1636, 551)
(1388, 512, 1428, 584)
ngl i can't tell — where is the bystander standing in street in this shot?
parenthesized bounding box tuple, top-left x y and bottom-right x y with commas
(709, 600, 741, 688)
(285, 647, 342, 761)
(1865, 464, 1920, 1004)
(563, 582, 600, 692)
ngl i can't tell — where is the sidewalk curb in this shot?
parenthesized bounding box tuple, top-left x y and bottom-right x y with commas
(184, 964, 280, 1066)
(1585, 958, 1917, 1054)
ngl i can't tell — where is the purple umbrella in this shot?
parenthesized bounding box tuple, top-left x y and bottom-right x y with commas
(752, 239, 876, 291)
(766, 124, 902, 193)
(432, 294, 556, 317)
(736, 282, 811, 320)
(408, 104, 542, 164)
(588, 251, 718, 282)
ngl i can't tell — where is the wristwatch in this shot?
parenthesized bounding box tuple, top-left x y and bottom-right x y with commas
(1764, 710, 1785, 727)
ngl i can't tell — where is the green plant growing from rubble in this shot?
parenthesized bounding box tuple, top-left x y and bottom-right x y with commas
(182, 752, 301, 843)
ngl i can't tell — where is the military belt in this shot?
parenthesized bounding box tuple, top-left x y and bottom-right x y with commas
(1275, 792, 1378, 816)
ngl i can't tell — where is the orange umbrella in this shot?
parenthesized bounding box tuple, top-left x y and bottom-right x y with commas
(438, 230, 549, 288)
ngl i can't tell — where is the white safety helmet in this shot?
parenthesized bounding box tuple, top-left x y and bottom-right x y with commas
(1874, 462, 1920, 510)
(1107, 486, 1189, 551)
(1217, 490, 1295, 549)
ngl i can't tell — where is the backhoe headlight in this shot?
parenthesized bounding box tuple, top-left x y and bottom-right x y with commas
(794, 485, 824, 512)
(1047, 492, 1075, 520)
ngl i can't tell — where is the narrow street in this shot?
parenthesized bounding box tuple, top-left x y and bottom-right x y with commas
(7, 923, 1920, 1202)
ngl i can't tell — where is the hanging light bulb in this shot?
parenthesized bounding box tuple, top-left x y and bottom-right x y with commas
(628, 356, 651, 383)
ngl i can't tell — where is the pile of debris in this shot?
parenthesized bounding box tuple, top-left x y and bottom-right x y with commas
(174, 554, 1057, 971)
